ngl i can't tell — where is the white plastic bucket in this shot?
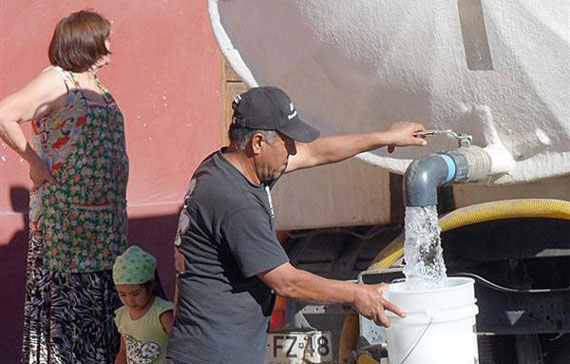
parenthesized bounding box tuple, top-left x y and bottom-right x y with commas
(384, 277, 479, 364)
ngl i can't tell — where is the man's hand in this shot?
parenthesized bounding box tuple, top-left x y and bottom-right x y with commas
(352, 283, 405, 327)
(29, 156, 57, 191)
(385, 121, 428, 152)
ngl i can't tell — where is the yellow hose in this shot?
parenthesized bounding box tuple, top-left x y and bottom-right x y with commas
(356, 352, 382, 364)
(368, 199, 570, 271)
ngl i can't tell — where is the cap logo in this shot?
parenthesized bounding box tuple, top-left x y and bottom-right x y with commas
(287, 103, 297, 120)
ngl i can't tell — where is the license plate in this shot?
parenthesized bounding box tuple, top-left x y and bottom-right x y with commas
(266, 331, 333, 364)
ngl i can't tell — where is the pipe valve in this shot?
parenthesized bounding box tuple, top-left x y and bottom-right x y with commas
(416, 129, 473, 148)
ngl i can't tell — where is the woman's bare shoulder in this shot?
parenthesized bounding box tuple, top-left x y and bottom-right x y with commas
(4, 68, 70, 121)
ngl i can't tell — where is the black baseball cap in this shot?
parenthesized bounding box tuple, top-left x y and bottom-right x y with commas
(232, 86, 320, 143)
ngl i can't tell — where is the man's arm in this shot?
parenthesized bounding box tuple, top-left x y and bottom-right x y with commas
(285, 121, 427, 173)
(173, 246, 186, 314)
(258, 262, 405, 327)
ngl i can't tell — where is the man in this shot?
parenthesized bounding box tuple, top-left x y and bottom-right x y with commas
(167, 86, 427, 364)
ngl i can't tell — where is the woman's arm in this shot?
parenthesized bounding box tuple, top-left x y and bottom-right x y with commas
(285, 121, 427, 173)
(0, 69, 66, 189)
(114, 335, 127, 364)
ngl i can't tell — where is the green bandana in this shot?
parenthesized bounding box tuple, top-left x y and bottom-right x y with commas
(113, 245, 156, 285)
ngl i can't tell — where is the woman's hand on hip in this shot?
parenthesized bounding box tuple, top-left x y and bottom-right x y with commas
(29, 156, 58, 191)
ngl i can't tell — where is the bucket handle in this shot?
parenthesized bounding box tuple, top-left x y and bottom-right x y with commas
(390, 305, 478, 325)
(396, 317, 433, 364)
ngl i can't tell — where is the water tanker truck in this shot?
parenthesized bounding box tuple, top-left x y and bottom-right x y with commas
(208, 1, 570, 363)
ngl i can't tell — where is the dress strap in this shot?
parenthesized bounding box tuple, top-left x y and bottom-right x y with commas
(67, 71, 82, 89)
(44, 66, 72, 92)
(66, 72, 113, 105)
(93, 76, 113, 102)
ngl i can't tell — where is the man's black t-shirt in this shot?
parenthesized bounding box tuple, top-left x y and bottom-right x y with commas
(168, 150, 289, 364)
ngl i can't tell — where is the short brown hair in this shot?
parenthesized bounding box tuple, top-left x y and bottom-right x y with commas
(48, 10, 111, 72)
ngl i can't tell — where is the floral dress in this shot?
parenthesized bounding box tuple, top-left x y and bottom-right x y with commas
(22, 66, 128, 364)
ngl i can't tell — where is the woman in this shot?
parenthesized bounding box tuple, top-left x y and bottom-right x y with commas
(0, 10, 128, 363)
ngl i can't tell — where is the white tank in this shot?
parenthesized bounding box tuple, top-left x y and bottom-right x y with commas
(208, 0, 570, 228)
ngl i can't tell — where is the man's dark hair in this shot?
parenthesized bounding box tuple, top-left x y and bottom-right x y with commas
(228, 122, 277, 150)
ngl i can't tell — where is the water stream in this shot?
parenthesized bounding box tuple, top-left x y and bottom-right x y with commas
(403, 205, 447, 290)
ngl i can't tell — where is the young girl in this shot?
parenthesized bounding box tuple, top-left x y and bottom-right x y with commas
(113, 245, 174, 364)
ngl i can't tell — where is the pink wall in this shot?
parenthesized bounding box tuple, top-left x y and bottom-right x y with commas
(0, 1, 221, 361)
